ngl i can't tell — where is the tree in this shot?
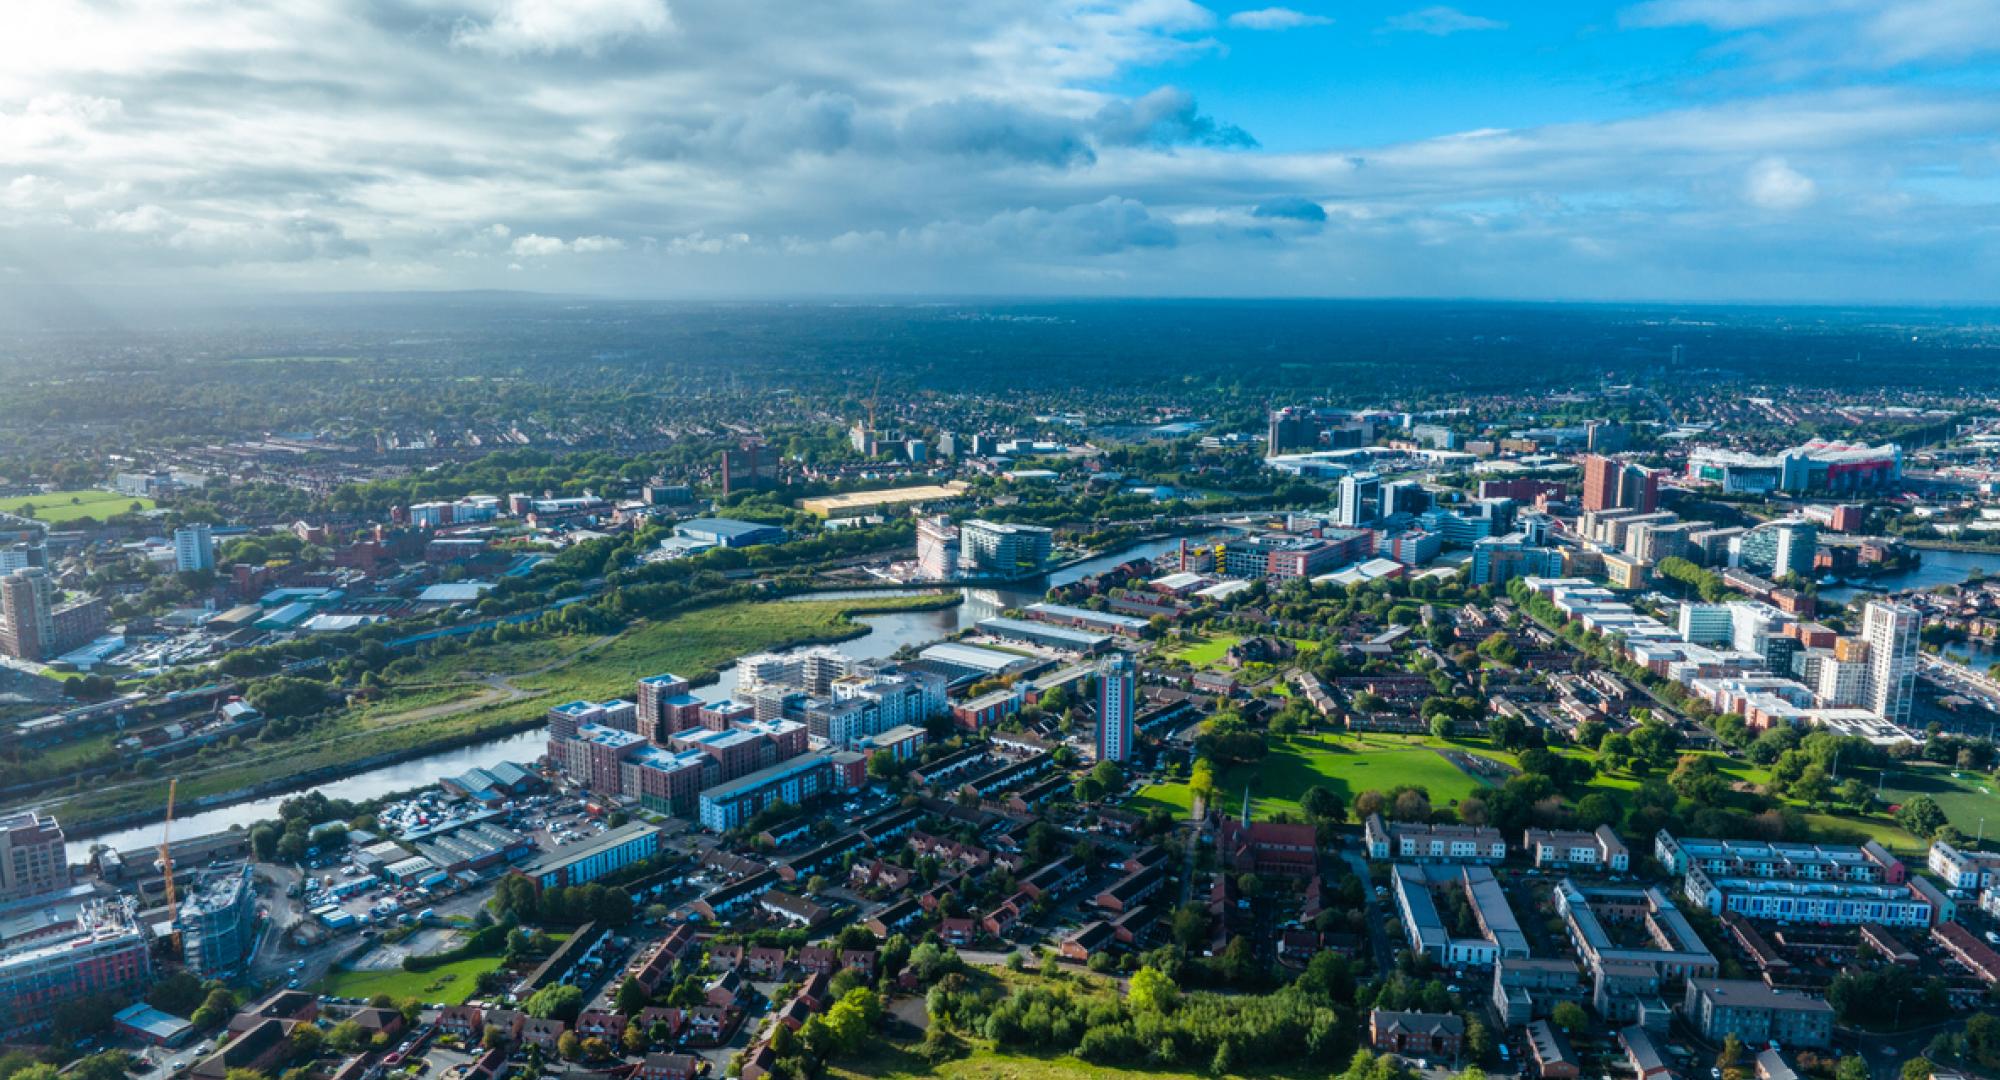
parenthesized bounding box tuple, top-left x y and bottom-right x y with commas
(327, 1022, 367, 1053)
(1430, 713, 1455, 740)
(1897, 796, 1949, 839)
(1171, 904, 1211, 953)
(1392, 788, 1431, 821)
(1573, 793, 1621, 830)
(1718, 1034, 1746, 1070)
(1128, 966, 1178, 1013)
(149, 970, 207, 1015)
(616, 976, 648, 1015)
(525, 984, 584, 1022)
(1551, 1002, 1588, 1033)
(245, 677, 330, 720)
(193, 987, 238, 1028)
(289, 1024, 324, 1060)
(1301, 785, 1345, 824)
(1901, 1060, 1934, 1080)
(1836, 1057, 1870, 1080)
(556, 1032, 581, 1061)
(1354, 790, 1387, 819)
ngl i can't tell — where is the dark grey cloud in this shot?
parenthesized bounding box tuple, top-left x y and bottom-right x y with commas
(1252, 196, 1328, 221)
(619, 86, 1250, 168)
(1093, 88, 1256, 149)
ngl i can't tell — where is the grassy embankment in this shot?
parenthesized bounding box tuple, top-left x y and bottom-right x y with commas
(32, 593, 957, 831)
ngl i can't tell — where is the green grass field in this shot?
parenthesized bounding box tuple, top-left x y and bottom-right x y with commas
(1127, 730, 1936, 854)
(0, 489, 154, 523)
(314, 954, 502, 1005)
(1162, 632, 1243, 668)
(1131, 733, 1504, 819)
(1879, 764, 2000, 837)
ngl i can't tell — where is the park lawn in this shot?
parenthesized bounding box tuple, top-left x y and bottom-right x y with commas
(1800, 811, 1927, 855)
(0, 489, 153, 522)
(1127, 783, 1195, 818)
(314, 953, 502, 1005)
(1163, 632, 1243, 669)
(1133, 732, 1503, 820)
(1878, 764, 2000, 837)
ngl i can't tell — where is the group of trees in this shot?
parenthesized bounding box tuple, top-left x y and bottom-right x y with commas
(492, 875, 634, 926)
(251, 789, 360, 863)
(760, 988, 883, 1080)
(927, 957, 1354, 1076)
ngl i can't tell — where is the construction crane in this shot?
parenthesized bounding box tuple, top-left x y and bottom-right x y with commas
(160, 778, 180, 954)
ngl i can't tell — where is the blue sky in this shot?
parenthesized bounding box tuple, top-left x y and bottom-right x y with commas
(2, 0, 1998, 302)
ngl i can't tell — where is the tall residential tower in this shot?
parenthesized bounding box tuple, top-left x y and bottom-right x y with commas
(1097, 652, 1136, 764)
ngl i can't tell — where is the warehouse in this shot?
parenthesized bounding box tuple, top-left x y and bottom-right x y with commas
(797, 482, 969, 519)
(975, 616, 1112, 654)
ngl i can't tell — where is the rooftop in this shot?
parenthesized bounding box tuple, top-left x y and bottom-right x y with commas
(675, 517, 781, 539)
(1689, 977, 1835, 1013)
(525, 822, 661, 875)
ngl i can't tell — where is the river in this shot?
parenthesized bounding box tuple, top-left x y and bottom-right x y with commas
(68, 533, 1212, 859)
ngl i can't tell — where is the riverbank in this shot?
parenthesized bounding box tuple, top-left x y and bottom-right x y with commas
(46, 593, 961, 840)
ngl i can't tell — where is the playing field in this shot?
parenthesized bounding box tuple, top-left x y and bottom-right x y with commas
(0, 489, 154, 523)
(1162, 632, 1243, 668)
(1131, 733, 1502, 820)
(1879, 764, 2000, 837)
(314, 954, 502, 1005)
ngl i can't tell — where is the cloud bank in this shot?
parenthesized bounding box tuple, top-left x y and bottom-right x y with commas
(0, 0, 1996, 301)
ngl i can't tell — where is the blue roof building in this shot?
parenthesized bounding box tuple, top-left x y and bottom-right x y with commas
(672, 518, 788, 548)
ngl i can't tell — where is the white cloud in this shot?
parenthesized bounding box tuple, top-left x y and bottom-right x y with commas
(511, 233, 625, 255)
(1624, 0, 2000, 70)
(662, 230, 750, 254)
(1385, 7, 1505, 35)
(510, 233, 570, 257)
(0, 0, 1994, 300)
(1226, 8, 1333, 30)
(1744, 156, 1817, 210)
(454, 0, 674, 56)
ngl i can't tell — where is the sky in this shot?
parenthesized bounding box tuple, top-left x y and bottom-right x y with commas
(4, 0, 2000, 303)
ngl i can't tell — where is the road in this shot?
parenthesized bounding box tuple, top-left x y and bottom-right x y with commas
(1922, 653, 2000, 711)
(1341, 849, 1395, 972)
